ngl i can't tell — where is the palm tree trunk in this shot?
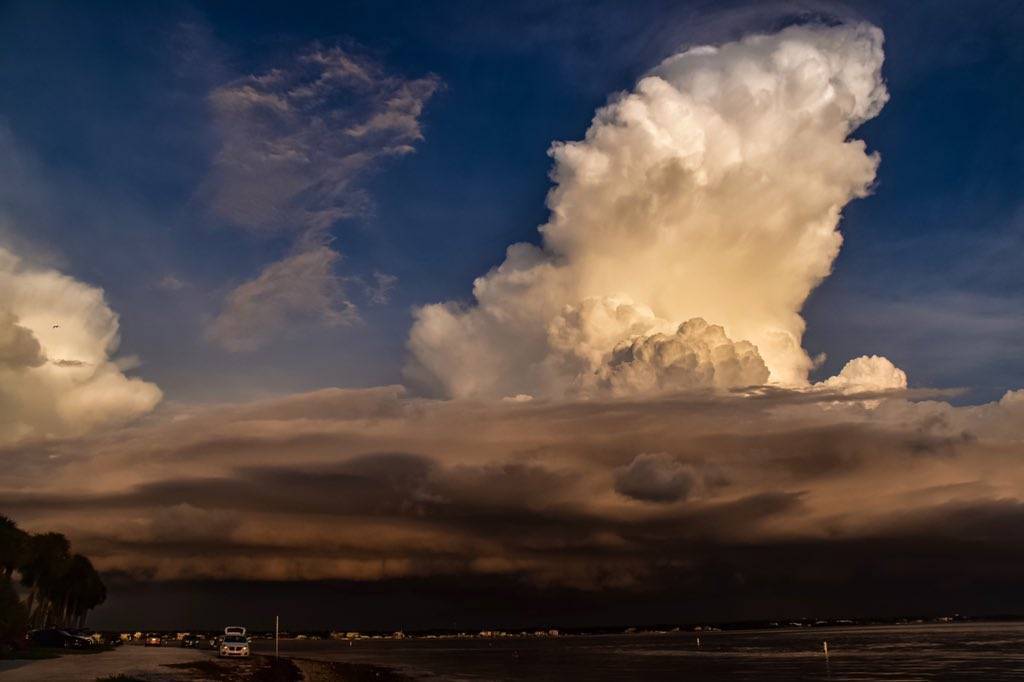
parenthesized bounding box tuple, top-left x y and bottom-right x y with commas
(25, 586, 36, 622)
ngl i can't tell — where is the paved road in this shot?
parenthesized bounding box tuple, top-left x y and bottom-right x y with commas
(0, 645, 214, 681)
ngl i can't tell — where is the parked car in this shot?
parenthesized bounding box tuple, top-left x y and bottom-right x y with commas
(93, 633, 121, 646)
(219, 626, 249, 657)
(181, 633, 204, 648)
(28, 629, 94, 649)
(144, 634, 163, 646)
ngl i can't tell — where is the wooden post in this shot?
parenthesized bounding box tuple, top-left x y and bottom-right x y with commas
(275, 616, 279, 659)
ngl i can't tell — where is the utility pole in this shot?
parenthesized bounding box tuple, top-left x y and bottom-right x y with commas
(275, 615, 279, 659)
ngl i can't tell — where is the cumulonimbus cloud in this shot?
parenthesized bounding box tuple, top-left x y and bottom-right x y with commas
(407, 23, 900, 399)
(0, 246, 162, 444)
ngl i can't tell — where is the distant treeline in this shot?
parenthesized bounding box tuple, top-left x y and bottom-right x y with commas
(0, 515, 106, 645)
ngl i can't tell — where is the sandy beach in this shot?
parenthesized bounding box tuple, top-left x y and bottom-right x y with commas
(0, 646, 404, 681)
(0, 646, 301, 681)
(0, 646, 211, 680)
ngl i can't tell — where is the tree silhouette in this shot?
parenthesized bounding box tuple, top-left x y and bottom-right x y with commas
(20, 532, 71, 627)
(0, 518, 106, 636)
(0, 516, 28, 579)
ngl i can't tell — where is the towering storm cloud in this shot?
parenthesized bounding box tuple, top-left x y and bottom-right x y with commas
(408, 23, 897, 399)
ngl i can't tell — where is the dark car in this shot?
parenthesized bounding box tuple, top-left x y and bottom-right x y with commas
(29, 629, 94, 649)
(181, 634, 204, 648)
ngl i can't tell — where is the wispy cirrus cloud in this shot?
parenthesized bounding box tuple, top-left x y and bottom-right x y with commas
(202, 44, 440, 234)
(206, 244, 358, 352)
(202, 45, 439, 351)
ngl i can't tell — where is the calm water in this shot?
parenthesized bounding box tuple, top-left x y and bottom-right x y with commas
(254, 622, 1024, 681)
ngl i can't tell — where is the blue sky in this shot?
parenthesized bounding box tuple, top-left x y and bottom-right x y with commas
(1, 0, 1022, 403)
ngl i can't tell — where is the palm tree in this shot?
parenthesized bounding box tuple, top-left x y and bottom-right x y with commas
(0, 517, 107, 634)
(0, 572, 29, 649)
(19, 532, 71, 627)
(75, 557, 106, 627)
(56, 554, 106, 627)
(0, 515, 28, 579)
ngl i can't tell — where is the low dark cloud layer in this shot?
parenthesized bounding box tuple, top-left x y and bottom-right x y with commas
(3, 384, 1024, 626)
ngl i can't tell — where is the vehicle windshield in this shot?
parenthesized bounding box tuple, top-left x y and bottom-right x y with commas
(224, 635, 247, 643)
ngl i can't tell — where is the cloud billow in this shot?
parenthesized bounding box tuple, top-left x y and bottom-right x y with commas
(614, 452, 698, 503)
(407, 23, 898, 399)
(0, 247, 162, 444)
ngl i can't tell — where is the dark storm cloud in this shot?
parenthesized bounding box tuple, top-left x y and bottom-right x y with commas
(4, 384, 1024, 598)
(614, 453, 700, 503)
(0, 310, 46, 369)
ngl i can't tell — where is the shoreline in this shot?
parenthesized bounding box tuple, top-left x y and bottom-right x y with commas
(4, 622, 1024, 681)
(0, 646, 414, 681)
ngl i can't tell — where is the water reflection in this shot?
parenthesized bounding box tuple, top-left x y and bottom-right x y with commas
(258, 622, 1024, 681)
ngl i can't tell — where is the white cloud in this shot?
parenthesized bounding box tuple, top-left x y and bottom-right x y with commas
(543, 298, 769, 397)
(407, 23, 902, 399)
(0, 246, 162, 443)
(817, 354, 908, 393)
(998, 389, 1024, 409)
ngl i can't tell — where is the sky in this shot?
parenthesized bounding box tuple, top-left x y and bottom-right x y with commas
(2, 0, 1024, 630)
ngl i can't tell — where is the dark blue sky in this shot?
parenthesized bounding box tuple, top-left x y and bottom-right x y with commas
(1, 0, 1022, 403)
